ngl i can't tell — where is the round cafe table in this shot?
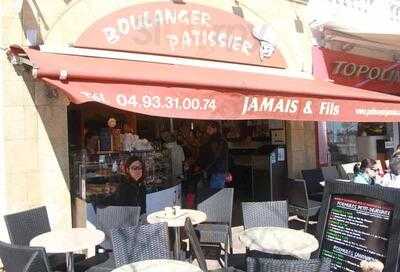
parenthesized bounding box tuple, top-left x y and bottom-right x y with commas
(111, 259, 202, 272)
(239, 227, 319, 260)
(147, 209, 207, 259)
(30, 228, 105, 272)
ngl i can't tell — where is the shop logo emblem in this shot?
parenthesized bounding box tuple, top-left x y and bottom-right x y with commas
(252, 24, 277, 61)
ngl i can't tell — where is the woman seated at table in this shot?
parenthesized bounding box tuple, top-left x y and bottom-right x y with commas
(97, 156, 146, 213)
(353, 158, 379, 185)
(378, 156, 400, 189)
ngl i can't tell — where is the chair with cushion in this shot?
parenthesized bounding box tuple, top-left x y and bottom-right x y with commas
(4, 206, 84, 270)
(301, 169, 324, 202)
(195, 188, 234, 257)
(0, 241, 52, 272)
(246, 256, 331, 272)
(96, 206, 141, 251)
(111, 222, 170, 267)
(288, 179, 321, 232)
(242, 201, 288, 230)
(185, 218, 244, 272)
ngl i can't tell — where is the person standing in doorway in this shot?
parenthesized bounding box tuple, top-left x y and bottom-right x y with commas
(198, 121, 228, 190)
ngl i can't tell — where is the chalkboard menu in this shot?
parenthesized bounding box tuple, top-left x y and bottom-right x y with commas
(320, 194, 393, 272)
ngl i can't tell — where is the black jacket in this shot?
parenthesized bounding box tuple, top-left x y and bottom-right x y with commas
(97, 179, 146, 214)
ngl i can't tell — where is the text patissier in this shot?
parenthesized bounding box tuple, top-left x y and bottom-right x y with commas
(102, 8, 254, 55)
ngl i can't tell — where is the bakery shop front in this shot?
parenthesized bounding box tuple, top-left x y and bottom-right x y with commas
(6, 1, 400, 228)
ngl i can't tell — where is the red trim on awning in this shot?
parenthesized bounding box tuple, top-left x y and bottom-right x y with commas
(9, 46, 400, 122)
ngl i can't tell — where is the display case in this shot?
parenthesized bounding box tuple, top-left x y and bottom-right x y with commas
(71, 149, 173, 201)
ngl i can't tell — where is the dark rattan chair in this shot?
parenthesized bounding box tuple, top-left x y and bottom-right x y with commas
(96, 206, 141, 251)
(321, 166, 339, 181)
(185, 218, 244, 272)
(4, 206, 51, 246)
(301, 169, 324, 202)
(242, 201, 289, 230)
(0, 241, 52, 272)
(111, 222, 171, 267)
(246, 257, 331, 272)
(196, 188, 234, 256)
(288, 179, 321, 232)
(4, 206, 84, 270)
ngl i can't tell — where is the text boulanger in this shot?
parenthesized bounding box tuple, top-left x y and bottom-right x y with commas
(102, 8, 254, 55)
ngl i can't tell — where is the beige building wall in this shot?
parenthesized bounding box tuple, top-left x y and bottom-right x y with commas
(286, 121, 317, 178)
(1, 0, 72, 242)
(0, 0, 315, 242)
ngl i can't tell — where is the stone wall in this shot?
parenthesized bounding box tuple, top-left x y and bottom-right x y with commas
(1, 0, 72, 242)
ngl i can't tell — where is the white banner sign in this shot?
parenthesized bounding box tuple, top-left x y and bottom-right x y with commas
(308, 0, 400, 35)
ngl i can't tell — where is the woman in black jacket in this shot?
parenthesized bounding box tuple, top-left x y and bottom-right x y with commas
(97, 156, 147, 214)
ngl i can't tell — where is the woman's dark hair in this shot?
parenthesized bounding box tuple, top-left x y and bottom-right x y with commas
(389, 156, 400, 176)
(354, 158, 376, 175)
(125, 156, 145, 178)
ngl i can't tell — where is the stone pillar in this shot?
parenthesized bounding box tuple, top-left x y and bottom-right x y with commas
(0, 1, 72, 241)
(287, 121, 317, 178)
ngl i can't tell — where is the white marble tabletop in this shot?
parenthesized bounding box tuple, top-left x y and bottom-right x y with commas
(30, 228, 105, 254)
(112, 259, 202, 272)
(147, 209, 207, 227)
(239, 227, 319, 260)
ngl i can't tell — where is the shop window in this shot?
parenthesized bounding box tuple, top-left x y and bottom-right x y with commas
(326, 122, 395, 165)
(326, 122, 358, 164)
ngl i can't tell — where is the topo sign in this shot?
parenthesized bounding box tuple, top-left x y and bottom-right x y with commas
(332, 61, 400, 83)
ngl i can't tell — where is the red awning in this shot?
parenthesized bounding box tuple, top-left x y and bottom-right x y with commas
(8, 45, 400, 122)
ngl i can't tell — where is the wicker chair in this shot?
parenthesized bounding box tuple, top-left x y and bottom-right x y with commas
(288, 179, 321, 232)
(96, 206, 141, 251)
(196, 188, 234, 255)
(185, 218, 244, 272)
(76, 206, 141, 272)
(86, 202, 97, 227)
(4, 206, 51, 246)
(0, 241, 52, 272)
(4, 206, 84, 270)
(111, 222, 171, 267)
(242, 201, 289, 230)
(246, 257, 331, 272)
